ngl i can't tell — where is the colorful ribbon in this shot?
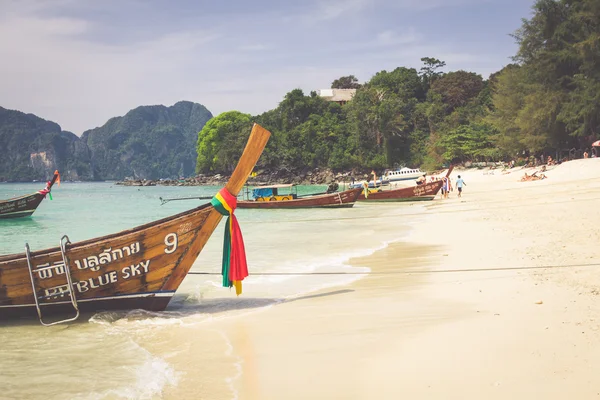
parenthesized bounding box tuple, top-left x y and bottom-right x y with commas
(211, 188, 248, 295)
(38, 171, 60, 200)
(54, 170, 61, 187)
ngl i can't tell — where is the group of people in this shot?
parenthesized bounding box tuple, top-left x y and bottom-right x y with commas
(440, 175, 466, 199)
(520, 171, 547, 182)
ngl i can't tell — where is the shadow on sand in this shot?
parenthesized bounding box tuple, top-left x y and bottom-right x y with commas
(2, 289, 355, 327)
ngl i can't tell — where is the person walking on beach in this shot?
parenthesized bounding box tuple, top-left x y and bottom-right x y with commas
(456, 175, 466, 197)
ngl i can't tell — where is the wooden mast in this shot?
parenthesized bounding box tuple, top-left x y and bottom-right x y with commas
(161, 123, 270, 291)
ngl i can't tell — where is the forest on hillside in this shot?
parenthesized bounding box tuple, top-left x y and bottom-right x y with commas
(0, 101, 212, 182)
(196, 0, 600, 175)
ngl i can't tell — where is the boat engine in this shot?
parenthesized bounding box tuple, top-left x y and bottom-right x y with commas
(326, 182, 339, 193)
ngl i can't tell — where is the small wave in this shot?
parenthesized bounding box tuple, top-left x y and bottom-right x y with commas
(77, 340, 179, 400)
(215, 329, 243, 400)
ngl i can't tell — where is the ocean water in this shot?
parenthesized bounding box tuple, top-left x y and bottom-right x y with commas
(0, 182, 422, 399)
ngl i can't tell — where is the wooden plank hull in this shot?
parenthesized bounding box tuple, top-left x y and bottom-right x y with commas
(237, 188, 362, 209)
(0, 192, 46, 219)
(357, 181, 443, 202)
(0, 124, 271, 323)
(0, 204, 213, 320)
(0, 293, 172, 320)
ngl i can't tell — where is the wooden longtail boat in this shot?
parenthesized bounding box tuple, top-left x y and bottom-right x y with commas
(237, 184, 362, 209)
(358, 166, 453, 202)
(0, 124, 270, 324)
(0, 171, 60, 219)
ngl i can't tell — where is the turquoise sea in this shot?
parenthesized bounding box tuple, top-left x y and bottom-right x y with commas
(0, 182, 422, 399)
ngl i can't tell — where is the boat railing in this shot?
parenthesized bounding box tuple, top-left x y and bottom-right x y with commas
(25, 235, 80, 326)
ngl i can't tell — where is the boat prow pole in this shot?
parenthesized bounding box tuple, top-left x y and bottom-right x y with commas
(223, 124, 271, 195)
(48, 170, 60, 189)
(160, 123, 271, 291)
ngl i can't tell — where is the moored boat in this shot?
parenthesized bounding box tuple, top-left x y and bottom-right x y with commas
(237, 184, 362, 209)
(0, 171, 61, 219)
(358, 180, 443, 202)
(0, 124, 270, 324)
(358, 166, 453, 202)
(383, 167, 426, 182)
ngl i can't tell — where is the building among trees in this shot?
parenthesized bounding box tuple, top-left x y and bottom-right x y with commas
(317, 89, 356, 105)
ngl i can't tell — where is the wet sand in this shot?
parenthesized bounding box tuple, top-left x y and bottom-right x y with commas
(165, 158, 600, 399)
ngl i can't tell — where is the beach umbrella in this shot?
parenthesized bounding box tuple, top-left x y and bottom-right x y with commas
(593, 140, 600, 147)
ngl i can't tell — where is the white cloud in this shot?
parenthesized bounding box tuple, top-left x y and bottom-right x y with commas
(0, 0, 519, 133)
(0, 8, 221, 133)
(387, 0, 492, 10)
(375, 28, 420, 46)
(238, 44, 270, 51)
(312, 0, 370, 21)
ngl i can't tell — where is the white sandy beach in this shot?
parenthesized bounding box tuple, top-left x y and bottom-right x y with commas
(162, 158, 600, 400)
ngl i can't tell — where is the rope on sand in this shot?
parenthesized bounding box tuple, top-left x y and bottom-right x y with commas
(187, 262, 600, 276)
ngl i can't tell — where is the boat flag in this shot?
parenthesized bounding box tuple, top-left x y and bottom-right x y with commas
(211, 187, 248, 295)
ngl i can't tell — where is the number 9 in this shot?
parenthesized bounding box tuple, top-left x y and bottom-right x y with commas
(164, 233, 178, 254)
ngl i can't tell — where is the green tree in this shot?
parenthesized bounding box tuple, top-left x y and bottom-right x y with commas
(440, 123, 500, 163)
(347, 86, 411, 167)
(331, 75, 362, 89)
(486, 65, 527, 156)
(512, 0, 600, 143)
(369, 67, 424, 100)
(196, 111, 253, 173)
(420, 57, 446, 89)
(430, 71, 484, 111)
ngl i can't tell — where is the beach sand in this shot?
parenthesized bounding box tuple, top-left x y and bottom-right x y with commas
(165, 158, 600, 399)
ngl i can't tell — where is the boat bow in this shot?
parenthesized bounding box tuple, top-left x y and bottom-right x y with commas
(0, 124, 270, 323)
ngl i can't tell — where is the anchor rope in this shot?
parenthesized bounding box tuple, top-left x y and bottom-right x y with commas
(187, 261, 600, 276)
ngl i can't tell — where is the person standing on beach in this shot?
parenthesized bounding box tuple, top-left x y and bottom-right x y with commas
(440, 177, 447, 198)
(442, 176, 451, 199)
(456, 175, 466, 197)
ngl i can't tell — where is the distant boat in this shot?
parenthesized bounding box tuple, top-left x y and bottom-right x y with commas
(237, 184, 361, 209)
(0, 124, 270, 325)
(348, 178, 389, 189)
(358, 166, 453, 202)
(358, 180, 443, 202)
(383, 167, 426, 182)
(0, 171, 61, 219)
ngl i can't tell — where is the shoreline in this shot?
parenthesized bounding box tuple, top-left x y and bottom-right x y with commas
(169, 158, 600, 399)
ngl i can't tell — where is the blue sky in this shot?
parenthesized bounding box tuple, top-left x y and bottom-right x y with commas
(0, 0, 534, 134)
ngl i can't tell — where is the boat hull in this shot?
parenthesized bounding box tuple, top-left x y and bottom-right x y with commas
(0, 292, 173, 321)
(358, 181, 443, 202)
(0, 193, 45, 219)
(237, 188, 362, 209)
(0, 123, 272, 324)
(0, 204, 219, 320)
